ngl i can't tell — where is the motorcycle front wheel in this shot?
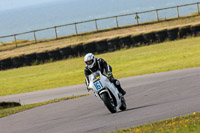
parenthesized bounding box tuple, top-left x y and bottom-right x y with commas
(101, 92, 117, 113)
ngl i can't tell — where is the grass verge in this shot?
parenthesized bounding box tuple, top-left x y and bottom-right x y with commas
(108, 112, 200, 133)
(0, 94, 89, 118)
(1, 36, 200, 96)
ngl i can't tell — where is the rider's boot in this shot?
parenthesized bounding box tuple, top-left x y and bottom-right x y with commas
(115, 80, 126, 96)
(117, 86, 126, 96)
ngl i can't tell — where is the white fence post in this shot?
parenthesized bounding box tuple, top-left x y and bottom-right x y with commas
(156, 9, 159, 22)
(33, 31, 37, 43)
(95, 20, 98, 31)
(14, 35, 17, 47)
(115, 16, 119, 28)
(75, 23, 78, 35)
(176, 6, 180, 18)
(54, 26, 58, 39)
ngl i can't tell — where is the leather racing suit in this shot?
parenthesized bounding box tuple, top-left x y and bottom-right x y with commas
(84, 58, 126, 95)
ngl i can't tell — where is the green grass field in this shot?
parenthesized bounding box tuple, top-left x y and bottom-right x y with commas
(1, 36, 200, 96)
(109, 112, 200, 133)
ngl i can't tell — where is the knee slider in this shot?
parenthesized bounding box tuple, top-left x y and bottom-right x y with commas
(115, 80, 120, 85)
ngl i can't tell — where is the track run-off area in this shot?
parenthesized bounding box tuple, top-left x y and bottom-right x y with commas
(0, 67, 200, 133)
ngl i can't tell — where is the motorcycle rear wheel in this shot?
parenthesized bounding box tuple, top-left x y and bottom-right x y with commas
(101, 92, 117, 113)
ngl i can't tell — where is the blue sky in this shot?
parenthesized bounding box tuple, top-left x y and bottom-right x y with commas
(0, 0, 69, 11)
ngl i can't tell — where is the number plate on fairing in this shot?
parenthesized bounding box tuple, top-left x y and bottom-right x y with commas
(94, 80, 104, 90)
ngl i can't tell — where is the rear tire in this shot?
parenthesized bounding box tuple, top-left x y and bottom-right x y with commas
(101, 92, 117, 113)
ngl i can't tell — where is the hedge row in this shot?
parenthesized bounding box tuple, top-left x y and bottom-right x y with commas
(1, 24, 200, 71)
(0, 102, 21, 109)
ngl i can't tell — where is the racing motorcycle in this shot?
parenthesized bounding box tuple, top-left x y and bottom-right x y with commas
(88, 71, 127, 113)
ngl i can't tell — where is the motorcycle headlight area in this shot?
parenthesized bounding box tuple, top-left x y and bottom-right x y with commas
(92, 72, 100, 81)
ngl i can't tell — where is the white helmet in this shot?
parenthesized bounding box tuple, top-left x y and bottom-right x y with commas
(84, 53, 96, 68)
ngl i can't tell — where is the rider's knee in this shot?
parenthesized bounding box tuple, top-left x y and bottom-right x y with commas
(115, 80, 120, 86)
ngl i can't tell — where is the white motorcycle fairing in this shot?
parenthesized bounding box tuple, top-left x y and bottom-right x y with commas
(88, 71, 126, 113)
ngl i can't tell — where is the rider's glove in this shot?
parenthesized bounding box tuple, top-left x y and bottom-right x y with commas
(106, 72, 112, 79)
(87, 86, 92, 92)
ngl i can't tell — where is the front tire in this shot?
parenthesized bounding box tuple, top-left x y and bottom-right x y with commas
(101, 92, 117, 113)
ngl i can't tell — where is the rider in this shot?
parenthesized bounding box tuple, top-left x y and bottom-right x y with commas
(84, 53, 126, 95)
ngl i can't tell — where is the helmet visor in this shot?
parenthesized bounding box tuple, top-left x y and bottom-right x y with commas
(86, 60, 94, 65)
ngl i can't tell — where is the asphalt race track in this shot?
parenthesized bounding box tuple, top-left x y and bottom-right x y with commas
(1, 67, 200, 133)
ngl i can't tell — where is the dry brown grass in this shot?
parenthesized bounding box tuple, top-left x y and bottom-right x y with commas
(1, 15, 200, 60)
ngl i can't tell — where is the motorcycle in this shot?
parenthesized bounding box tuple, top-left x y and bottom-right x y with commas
(88, 71, 127, 113)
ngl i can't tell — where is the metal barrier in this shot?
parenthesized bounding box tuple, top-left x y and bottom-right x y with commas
(0, 2, 199, 47)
